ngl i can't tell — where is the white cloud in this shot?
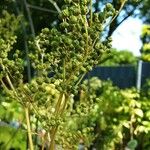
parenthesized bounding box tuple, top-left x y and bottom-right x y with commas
(112, 17, 143, 56)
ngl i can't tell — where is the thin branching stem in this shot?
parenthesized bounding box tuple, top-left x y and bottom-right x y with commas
(104, 0, 127, 29)
(90, 0, 93, 26)
(23, 0, 35, 37)
(13, 0, 31, 82)
(25, 107, 34, 150)
(49, 93, 64, 150)
(27, 3, 58, 13)
(75, 73, 86, 87)
(48, 0, 61, 13)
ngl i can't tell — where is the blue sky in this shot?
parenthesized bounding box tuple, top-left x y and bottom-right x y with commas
(111, 17, 143, 56)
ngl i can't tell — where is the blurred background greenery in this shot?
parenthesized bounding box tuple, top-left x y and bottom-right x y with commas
(0, 0, 150, 149)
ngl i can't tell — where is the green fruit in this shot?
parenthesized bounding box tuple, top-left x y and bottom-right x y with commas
(73, 8, 80, 15)
(60, 22, 69, 29)
(64, 0, 72, 4)
(81, 6, 88, 14)
(62, 9, 70, 17)
(70, 16, 78, 24)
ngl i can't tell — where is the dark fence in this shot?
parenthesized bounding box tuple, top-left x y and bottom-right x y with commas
(86, 62, 150, 89)
(141, 62, 150, 86)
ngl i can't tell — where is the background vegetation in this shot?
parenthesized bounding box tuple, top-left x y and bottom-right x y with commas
(0, 0, 150, 150)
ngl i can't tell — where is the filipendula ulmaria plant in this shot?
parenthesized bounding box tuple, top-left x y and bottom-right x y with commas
(0, 11, 35, 149)
(28, 1, 116, 149)
(0, 1, 129, 150)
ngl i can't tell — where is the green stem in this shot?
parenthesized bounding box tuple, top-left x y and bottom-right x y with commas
(25, 107, 34, 150)
(130, 113, 134, 140)
(104, 0, 127, 29)
(49, 94, 69, 150)
(49, 127, 58, 150)
(48, 0, 61, 13)
(55, 93, 64, 114)
(49, 93, 64, 150)
(60, 94, 68, 114)
(41, 133, 47, 150)
(90, 0, 93, 26)
(63, 59, 66, 82)
(23, 0, 35, 37)
(75, 73, 86, 86)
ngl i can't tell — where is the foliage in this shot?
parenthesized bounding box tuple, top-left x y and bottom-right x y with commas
(100, 49, 137, 66)
(141, 24, 150, 62)
(0, 10, 20, 47)
(80, 77, 150, 150)
(0, 0, 63, 32)
(0, 126, 26, 150)
(93, 0, 150, 37)
(139, 0, 150, 23)
(0, 96, 23, 123)
(0, 1, 118, 149)
(0, 1, 149, 150)
(1, 0, 149, 37)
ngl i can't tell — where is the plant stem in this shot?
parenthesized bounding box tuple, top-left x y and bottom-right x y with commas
(75, 73, 86, 86)
(23, 0, 35, 37)
(49, 93, 65, 150)
(49, 127, 58, 150)
(48, 0, 61, 13)
(25, 107, 34, 150)
(41, 133, 47, 150)
(90, 0, 93, 26)
(104, 0, 127, 29)
(55, 93, 64, 114)
(130, 113, 134, 140)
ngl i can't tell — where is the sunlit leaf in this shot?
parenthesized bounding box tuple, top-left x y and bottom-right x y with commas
(123, 122, 130, 128)
(134, 108, 144, 117)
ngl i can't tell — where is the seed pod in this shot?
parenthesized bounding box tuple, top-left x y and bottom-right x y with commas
(106, 12, 113, 18)
(64, 0, 72, 4)
(36, 77, 43, 85)
(86, 65, 92, 71)
(96, 24, 103, 32)
(60, 22, 69, 29)
(64, 38, 72, 46)
(93, 13, 99, 23)
(62, 9, 70, 18)
(51, 28, 58, 35)
(42, 28, 49, 33)
(81, 66, 86, 72)
(70, 15, 78, 24)
(83, 33, 88, 39)
(51, 41, 59, 48)
(95, 42, 101, 50)
(75, 24, 82, 31)
(74, 8, 81, 15)
(81, 6, 88, 14)
(105, 3, 113, 11)
(81, 0, 88, 5)
(80, 40, 85, 47)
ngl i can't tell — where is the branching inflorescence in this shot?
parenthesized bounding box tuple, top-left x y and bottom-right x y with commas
(0, 0, 130, 149)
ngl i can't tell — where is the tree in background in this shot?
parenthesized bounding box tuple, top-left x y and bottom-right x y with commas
(0, 0, 149, 65)
(140, 24, 150, 61)
(1, 0, 150, 36)
(139, 0, 150, 23)
(1, 0, 150, 149)
(100, 49, 137, 66)
(0, 0, 120, 149)
(94, 0, 150, 37)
